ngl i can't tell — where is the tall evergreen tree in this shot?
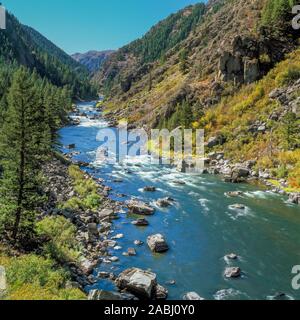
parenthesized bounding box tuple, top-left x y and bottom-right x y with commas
(0, 67, 49, 242)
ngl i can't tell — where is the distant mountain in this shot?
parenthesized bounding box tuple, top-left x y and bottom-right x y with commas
(72, 50, 114, 73)
(0, 12, 95, 98)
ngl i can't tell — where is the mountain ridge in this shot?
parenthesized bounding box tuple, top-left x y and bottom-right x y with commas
(72, 50, 114, 73)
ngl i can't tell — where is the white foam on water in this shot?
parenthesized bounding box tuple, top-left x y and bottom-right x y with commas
(214, 288, 249, 300)
(266, 294, 295, 301)
(244, 190, 268, 199)
(227, 206, 254, 220)
(199, 198, 210, 212)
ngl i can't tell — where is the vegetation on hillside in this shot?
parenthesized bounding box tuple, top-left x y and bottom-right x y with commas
(0, 13, 96, 99)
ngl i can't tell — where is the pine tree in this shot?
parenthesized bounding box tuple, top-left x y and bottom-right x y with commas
(0, 67, 48, 242)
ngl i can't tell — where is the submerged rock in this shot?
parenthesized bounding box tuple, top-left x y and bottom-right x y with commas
(229, 204, 246, 210)
(224, 267, 241, 278)
(225, 253, 238, 260)
(156, 198, 173, 208)
(147, 234, 169, 253)
(183, 292, 204, 300)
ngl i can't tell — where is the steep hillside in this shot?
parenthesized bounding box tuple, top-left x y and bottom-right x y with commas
(94, 0, 299, 190)
(94, 0, 297, 127)
(72, 50, 114, 73)
(0, 12, 95, 99)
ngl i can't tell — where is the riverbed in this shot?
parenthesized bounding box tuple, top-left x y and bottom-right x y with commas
(60, 101, 300, 300)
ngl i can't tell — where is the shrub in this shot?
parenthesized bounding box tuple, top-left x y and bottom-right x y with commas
(63, 165, 102, 211)
(36, 216, 81, 263)
(0, 253, 85, 300)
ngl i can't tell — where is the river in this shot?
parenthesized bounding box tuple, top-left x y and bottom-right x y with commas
(59, 101, 300, 300)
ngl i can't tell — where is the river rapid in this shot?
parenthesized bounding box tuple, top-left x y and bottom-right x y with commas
(59, 101, 300, 300)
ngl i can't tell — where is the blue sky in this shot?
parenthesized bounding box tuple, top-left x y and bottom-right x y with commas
(5, 0, 205, 54)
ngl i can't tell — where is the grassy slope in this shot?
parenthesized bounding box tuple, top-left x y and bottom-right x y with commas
(198, 49, 300, 190)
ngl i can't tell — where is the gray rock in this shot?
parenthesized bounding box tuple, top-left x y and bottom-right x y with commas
(132, 218, 149, 226)
(156, 198, 172, 208)
(224, 267, 241, 278)
(225, 253, 238, 260)
(147, 234, 169, 253)
(143, 186, 156, 192)
(183, 292, 204, 300)
(134, 240, 144, 246)
(115, 268, 157, 299)
(0, 266, 6, 295)
(154, 284, 168, 300)
(289, 193, 300, 205)
(225, 191, 243, 197)
(127, 200, 155, 215)
(79, 258, 97, 275)
(99, 209, 117, 220)
(127, 248, 137, 256)
(88, 289, 137, 300)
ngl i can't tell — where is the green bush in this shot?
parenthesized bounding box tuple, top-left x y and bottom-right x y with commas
(63, 165, 102, 211)
(0, 253, 86, 300)
(36, 216, 81, 263)
(275, 67, 300, 86)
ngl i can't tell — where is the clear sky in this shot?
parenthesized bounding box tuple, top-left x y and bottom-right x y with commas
(5, 0, 205, 54)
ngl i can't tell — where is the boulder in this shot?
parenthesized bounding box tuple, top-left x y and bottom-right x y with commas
(147, 234, 169, 253)
(87, 223, 99, 237)
(134, 240, 144, 246)
(183, 292, 204, 300)
(88, 289, 137, 301)
(224, 267, 241, 278)
(66, 143, 76, 149)
(99, 209, 117, 220)
(289, 193, 300, 205)
(127, 200, 155, 215)
(132, 218, 149, 226)
(143, 186, 156, 192)
(225, 253, 238, 260)
(156, 198, 172, 208)
(127, 248, 137, 256)
(115, 268, 157, 299)
(225, 191, 243, 197)
(154, 284, 168, 300)
(79, 258, 97, 275)
(0, 266, 6, 294)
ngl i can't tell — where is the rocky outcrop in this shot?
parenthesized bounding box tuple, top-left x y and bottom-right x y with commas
(218, 35, 279, 84)
(147, 234, 169, 253)
(115, 268, 167, 300)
